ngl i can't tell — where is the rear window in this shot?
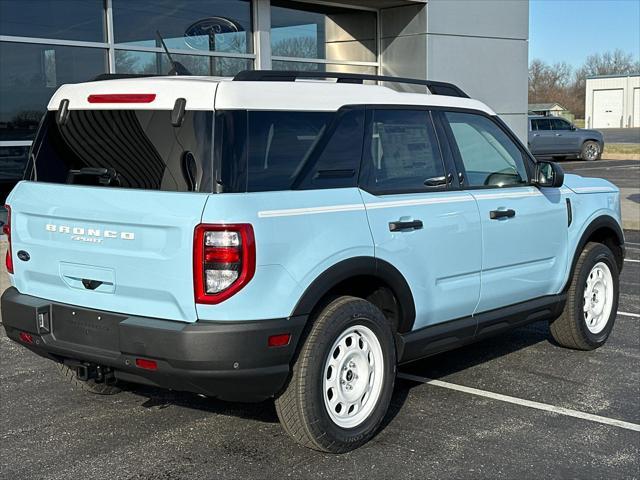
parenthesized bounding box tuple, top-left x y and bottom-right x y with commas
(218, 108, 365, 192)
(30, 110, 214, 192)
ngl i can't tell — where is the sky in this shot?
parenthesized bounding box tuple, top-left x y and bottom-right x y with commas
(529, 0, 640, 67)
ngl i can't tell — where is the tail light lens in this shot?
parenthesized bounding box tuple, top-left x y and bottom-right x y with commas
(194, 224, 255, 304)
(3, 205, 13, 274)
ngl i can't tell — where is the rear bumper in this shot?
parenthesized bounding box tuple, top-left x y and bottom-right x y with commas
(1, 287, 306, 402)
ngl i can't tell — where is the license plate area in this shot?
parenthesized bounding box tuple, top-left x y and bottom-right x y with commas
(51, 305, 122, 351)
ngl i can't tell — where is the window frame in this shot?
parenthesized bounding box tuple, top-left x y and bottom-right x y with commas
(433, 107, 536, 191)
(358, 105, 452, 196)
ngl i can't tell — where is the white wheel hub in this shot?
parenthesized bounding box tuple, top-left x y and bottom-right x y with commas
(322, 325, 384, 429)
(583, 261, 614, 334)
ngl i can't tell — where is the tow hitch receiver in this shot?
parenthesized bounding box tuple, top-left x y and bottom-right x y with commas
(64, 360, 116, 384)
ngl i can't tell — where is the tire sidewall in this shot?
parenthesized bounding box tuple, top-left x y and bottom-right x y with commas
(573, 245, 619, 346)
(305, 301, 396, 447)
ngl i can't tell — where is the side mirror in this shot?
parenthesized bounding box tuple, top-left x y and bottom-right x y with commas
(535, 161, 564, 188)
(570, 124, 577, 131)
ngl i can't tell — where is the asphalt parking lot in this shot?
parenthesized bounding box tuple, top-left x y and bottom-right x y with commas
(1, 160, 639, 479)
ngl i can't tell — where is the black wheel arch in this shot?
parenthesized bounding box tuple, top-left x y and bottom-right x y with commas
(291, 257, 416, 333)
(565, 215, 625, 291)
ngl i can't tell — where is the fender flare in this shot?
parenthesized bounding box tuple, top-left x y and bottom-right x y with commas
(291, 256, 417, 333)
(565, 215, 625, 290)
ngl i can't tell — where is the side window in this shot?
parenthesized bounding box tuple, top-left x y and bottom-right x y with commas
(294, 108, 365, 190)
(445, 112, 529, 188)
(240, 109, 364, 192)
(363, 109, 445, 194)
(550, 118, 571, 130)
(246, 111, 331, 192)
(535, 118, 551, 131)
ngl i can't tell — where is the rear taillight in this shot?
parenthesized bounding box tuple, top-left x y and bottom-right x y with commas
(194, 224, 255, 304)
(3, 205, 13, 274)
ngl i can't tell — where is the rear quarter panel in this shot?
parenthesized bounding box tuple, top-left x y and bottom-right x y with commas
(197, 188, 373, 321)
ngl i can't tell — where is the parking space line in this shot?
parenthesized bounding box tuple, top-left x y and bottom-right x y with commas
(618, 311, 640, 318)
(397, 373, 640, 432)
(624, 259, 640, 263)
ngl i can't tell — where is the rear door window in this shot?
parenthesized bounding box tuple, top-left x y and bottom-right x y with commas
(362, 109, 446, 194)
(30, 110, 214, 192)
(533, 118, 551, 131)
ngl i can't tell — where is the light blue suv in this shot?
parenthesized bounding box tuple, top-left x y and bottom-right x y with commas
(1, 71, 625, 453)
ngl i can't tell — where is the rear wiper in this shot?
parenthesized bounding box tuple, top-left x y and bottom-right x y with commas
(66, 167, 121, 187)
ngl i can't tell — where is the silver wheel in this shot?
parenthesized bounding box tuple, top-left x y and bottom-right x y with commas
(583, 142, 600, 160)
(322, 325, 384, 429)
(583, 261, 614, 334)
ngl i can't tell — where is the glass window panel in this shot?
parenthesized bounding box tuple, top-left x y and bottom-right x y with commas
(365, 110, 444, 193)
(446, 112, 529, 187)
(272, 60, 376, 75)
(550, 118, 571, 130)
(0, 145, 29, 205)
(112, 0, 252, 54)
(30, 110, 214, 192)
(271, 1, 376, 62)
(0, 0, 105, 42)
(115, 50, 252, 76)
(0, 42, 107, 141)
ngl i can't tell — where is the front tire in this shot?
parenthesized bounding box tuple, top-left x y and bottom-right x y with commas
(549, 242, 619, 350)
(275, 296, 396, 453)
(581, 141, 601, 161)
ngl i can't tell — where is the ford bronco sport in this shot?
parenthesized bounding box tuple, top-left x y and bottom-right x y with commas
(1, 70, 624, 453)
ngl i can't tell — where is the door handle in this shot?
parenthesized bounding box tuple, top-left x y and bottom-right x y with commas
(489, 209, 516, 220)
(555, 133, 562, 136)
(533, 133, 540, 137)
(389, 220, 423, 231)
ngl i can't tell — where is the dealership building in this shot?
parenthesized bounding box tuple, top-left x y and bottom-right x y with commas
(0, 0, 529, 208)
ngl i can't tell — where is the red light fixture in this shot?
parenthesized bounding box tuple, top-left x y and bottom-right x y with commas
(18, 332, 33, 344)
(135, 358, 158, 371)
(193, 224, 256, 304)
(87, 93, 156, 104)
(3, 204, 13, 274)
(268, 333, 291, 348)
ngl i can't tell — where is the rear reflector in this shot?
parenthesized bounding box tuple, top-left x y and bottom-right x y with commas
(268, 333, 291, 348)
(135, 358, 158, 370)
(87, 93, 156, 104)
(18, 332, 33, 344)
(3, 204, 13, 274)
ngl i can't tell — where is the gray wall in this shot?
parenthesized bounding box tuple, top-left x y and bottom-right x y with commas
(379, 0, 529, 141)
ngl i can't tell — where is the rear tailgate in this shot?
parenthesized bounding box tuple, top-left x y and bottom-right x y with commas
(7, 181, 208, 322)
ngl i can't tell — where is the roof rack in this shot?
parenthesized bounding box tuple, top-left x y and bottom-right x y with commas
(232, 70, 469, 98)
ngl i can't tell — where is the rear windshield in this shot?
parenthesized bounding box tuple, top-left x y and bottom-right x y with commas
(30, 110, 214, 192)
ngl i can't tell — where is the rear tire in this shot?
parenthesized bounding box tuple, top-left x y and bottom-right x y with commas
(549, 242, 619, 350)
(275, 296, 396, 453)
(57, 363, 121, 395)
(581, 141, 601, 161)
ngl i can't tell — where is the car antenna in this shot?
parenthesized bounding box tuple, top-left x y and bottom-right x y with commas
(156, 30, 191, 76)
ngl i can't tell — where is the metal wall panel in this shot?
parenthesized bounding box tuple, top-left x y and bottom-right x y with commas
(426, 0, 528, 40)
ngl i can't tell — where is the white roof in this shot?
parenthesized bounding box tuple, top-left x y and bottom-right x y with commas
(48, 75, 496, 115)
